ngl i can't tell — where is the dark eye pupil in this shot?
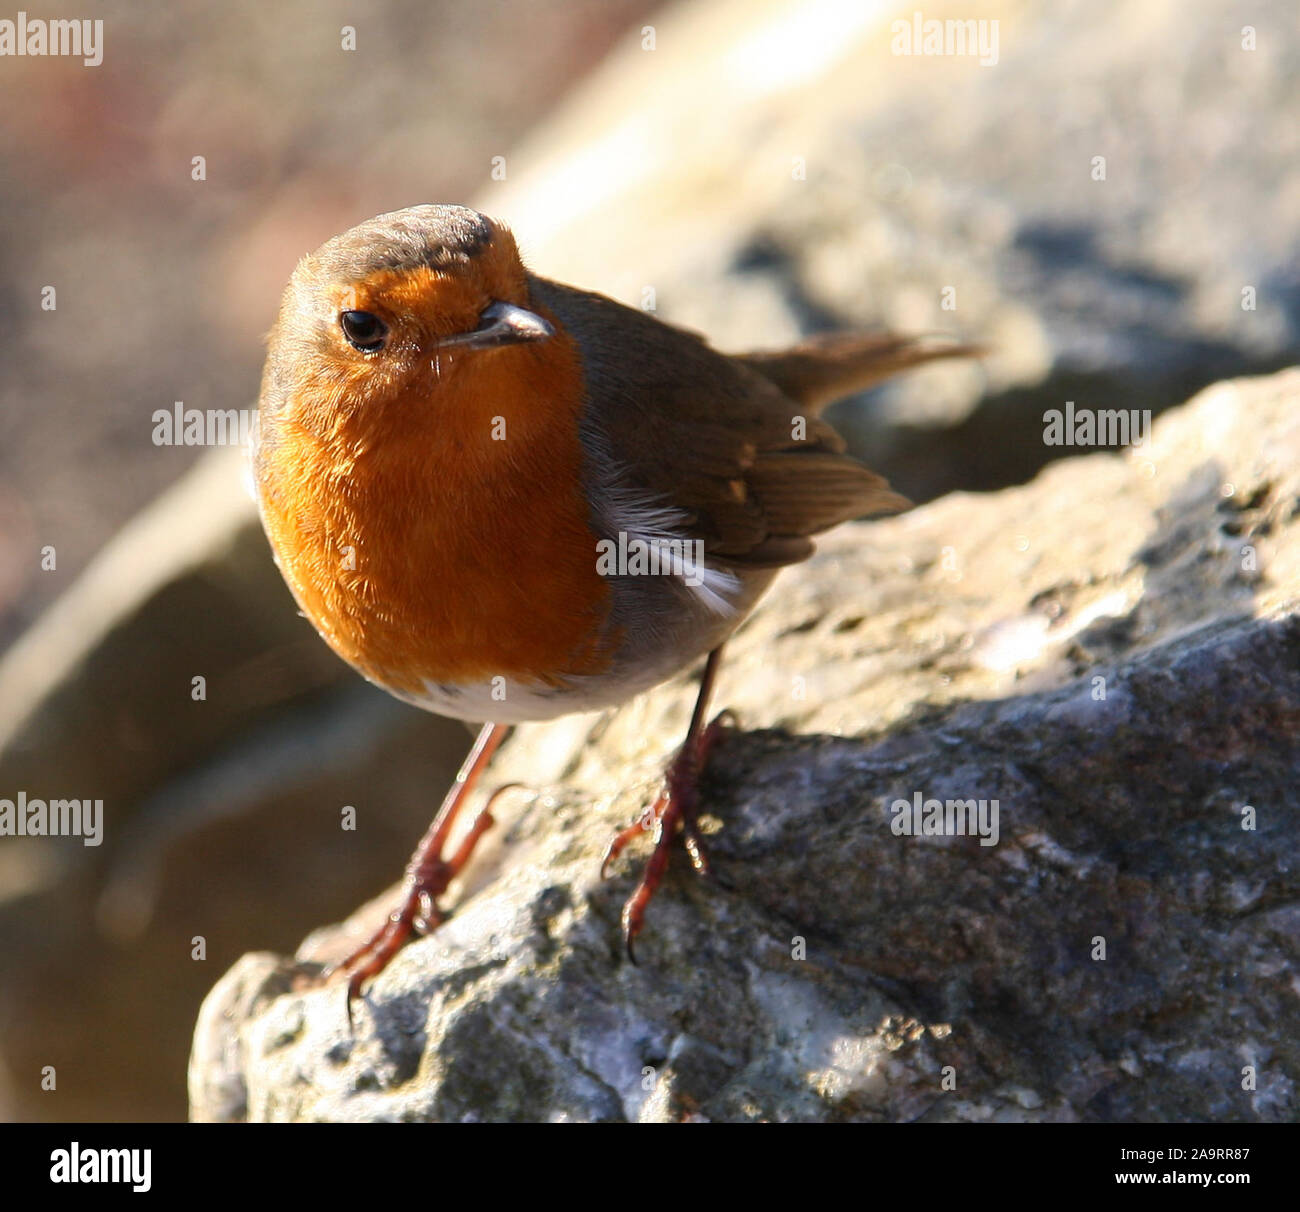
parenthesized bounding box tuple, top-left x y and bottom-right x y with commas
(340, 310, 386, 350)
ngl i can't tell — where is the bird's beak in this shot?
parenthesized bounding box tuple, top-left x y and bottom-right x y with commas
(437, 300, 555, 350)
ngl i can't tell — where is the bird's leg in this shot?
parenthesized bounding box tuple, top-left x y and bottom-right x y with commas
(327, 720, 509, 1025)
(600, 647, 733, 960)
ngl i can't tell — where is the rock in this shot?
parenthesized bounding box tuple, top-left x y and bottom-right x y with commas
(490, 0, 1300, 502)
(10, 0, 1299, 1126)
(191, 367, 1300, 1122)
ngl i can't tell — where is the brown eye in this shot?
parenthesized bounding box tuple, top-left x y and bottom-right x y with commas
(340, 310, 387, 351)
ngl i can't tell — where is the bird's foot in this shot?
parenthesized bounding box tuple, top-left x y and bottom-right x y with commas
(325, 793, 499, 1029)
(601, 709, 737, 961)
(322, 723, 511, 1029)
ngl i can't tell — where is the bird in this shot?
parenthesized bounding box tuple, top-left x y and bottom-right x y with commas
(252, 203, 973, 1018)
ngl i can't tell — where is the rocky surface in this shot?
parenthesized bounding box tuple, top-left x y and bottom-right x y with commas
(491, 0, 1300, 502)
(192, 369, 1300, 1122)
(5, 0, 1298, 1123)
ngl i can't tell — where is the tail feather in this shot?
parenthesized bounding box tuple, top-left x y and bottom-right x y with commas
(739, 333, 980, 412)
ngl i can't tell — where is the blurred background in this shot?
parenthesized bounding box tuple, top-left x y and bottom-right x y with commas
(0, 0, 1295, 1121)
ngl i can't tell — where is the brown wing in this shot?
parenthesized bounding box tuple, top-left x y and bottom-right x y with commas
(530, 275, 967, 568)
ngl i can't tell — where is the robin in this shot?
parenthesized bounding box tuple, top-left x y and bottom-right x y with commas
(253, 204, 973, 1016)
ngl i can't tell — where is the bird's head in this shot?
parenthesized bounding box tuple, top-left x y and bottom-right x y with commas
(258, 204, 558, 438)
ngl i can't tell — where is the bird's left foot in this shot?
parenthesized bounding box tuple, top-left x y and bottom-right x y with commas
(326, 790, 505, 1029)
(601, 708, 736, 960)
(323, 722, 510, 1028)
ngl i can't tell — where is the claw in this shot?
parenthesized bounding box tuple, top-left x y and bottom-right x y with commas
(601, 789, 663, 878)
(323, 722, 509, 1022)
(604, 648, 733, 960)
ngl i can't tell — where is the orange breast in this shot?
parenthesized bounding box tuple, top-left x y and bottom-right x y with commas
(256, 324, 613, 694)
